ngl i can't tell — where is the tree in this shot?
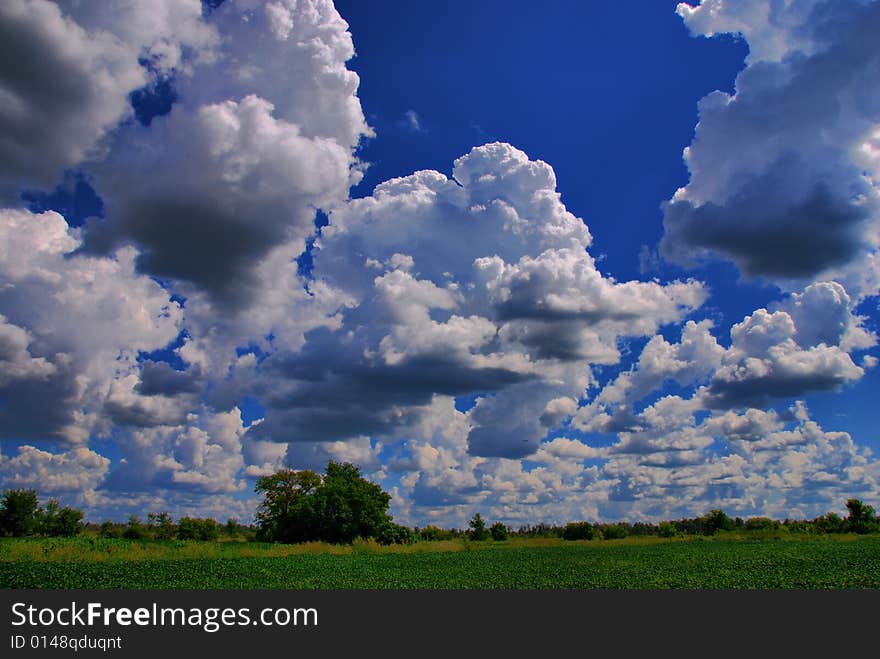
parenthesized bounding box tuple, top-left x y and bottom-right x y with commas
(255, 468, 323, 543)
(489, 521, 509, 541)
(148, 512, 176, 540)
(177, 517, 220, 541)
(468, 513, 489, 541)
(376, 522, 416, 545)
(658, 521, 677, 538)
(99, 520, 123, 538)
(254, 461, 394, 544)
(225, 518, 243, 538)
(701, 509, 734, 535)
(123, 515, 148, 540)
(0, 489, 40, 537)
(40, 499, 84, 537)
(845, 498, 878, 534)
(562, 521, 597, 540)
(310, 461, 393, 544)
(744, 517, 778, 532)
(601, 523, 629, 540)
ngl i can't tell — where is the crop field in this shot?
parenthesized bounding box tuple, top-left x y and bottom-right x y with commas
(2, 535, 879, 589)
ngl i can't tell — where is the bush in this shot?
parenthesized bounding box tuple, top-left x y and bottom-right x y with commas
(177, 517, 220, 541)
(489, 522, 509, 541)
(123, 516, 148, 540)
(376, 522, 416, 545)
(812, 512, 845, 534)
(601, 524, 629, 540)
(700, 509, 734, 535)
(418, 525, 456, 541)
(562, 522, 597, 540)
(658, 521, 677, 538)
(467, 513, 490, 541)
(40, 500, 84, 537)
(782, 519, 810, 534)
(744, 517, 778, 532)
(99, 521, 123, 538)
(148, 512, 176, 540)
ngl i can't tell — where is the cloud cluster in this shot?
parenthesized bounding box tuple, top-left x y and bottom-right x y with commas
(0, 0, 214, 198)
(663, 0, 880, 297)
(0, 209, 182, 442)
(243, 142, 705, 458)
(577, 281, 874, 428)
(1, 1, 878, 526)
(82, 0, 371, 310)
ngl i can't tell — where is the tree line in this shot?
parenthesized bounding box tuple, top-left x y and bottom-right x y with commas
(2, 461, 878, 543)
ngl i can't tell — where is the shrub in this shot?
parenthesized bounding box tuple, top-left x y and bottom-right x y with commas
(601, 524, 629, 540)
(99, 521, 123, 539)
(148, 512, 176, 540)
(562, 522, 597, 540)
(782, 520, 810, 534)
(700, 509, 734, 535)
(123, 516, 148, 540)
(744, 517, 778, 532)
(376, 522, 416, 545)
(418, 525, 456, 541)
(812, 512, 845, 534)
(177, 517, 220, 541)
(40, 500, 84, 537)
(658, 521, 677, 538)
(489, 522, 509, 541)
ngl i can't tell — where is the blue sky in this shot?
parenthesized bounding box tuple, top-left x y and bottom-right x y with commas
(0, 0, 878, 527)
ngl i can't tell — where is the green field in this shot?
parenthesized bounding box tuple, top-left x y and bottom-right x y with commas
(2, 535, 880, 589)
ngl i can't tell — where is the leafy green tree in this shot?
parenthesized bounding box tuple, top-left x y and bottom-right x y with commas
(99, 520, 123, 538)
(601, 523, 629, 540)
(490, 521, 509, 541)
(700, 509, 734, 535)
(376, 522, 416, 545)
(0, 489, 40, 537)
(845, 498, 878, 534)
(310, 461, 393, 544)
(148, 512, 176, 540)
(744, 517, 778, 532)
(812, 512, 845, 534)
(657, 521, 677, 538)
(177, 517, 220, 541)
(123, 515, 148, 540)
(225, 518, 251, 538)
(254, 461, 394, 544)
(562, 521, 597, 540)
(468, 513, 489, 541)
(418, 525, 455, 541)
(255, 468, 322, 542)
(40, 499, 84, 537)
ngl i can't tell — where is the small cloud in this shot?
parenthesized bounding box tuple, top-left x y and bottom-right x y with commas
(403, 109, 424, 133)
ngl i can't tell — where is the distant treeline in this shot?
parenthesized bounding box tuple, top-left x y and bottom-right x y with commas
(2, 484, 878, 544)
(509, 500, 879, 540)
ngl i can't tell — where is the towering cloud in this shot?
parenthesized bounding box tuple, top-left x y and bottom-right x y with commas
(244, 143, 705, 458)
(662, 0, 880, 297)
(0, 209, 182, 443)
(82, 0, 371, 310)
(0, 0, 214, 199)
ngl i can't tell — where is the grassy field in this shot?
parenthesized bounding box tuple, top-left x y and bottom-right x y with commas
(2, 534, 879, 589)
